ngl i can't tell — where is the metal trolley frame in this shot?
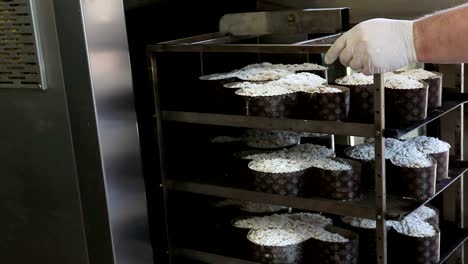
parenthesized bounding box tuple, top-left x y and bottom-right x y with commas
(148, 8, 468, 264)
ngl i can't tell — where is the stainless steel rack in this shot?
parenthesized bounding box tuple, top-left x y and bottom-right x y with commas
(149, 8, 467, 264)
(151, 32, 340, 54)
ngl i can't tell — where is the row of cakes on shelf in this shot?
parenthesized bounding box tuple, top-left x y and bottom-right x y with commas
(199, 62, 328, 115)
(209, 130, 330, 188)
(200, 62, 328, 82)
(212, 131, 450, 201)
(335, 70, 442, 123)
(209, 130, 335, 189)
(214, 199, 440, 264)
(211, 131, 360, 200)
(345, 136, 450, 200)
(200, 62, 442, 124)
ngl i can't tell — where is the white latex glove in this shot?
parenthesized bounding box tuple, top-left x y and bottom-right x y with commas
(324, 18, 418, 75)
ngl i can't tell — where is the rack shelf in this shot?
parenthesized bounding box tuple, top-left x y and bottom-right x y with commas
(174, 224, 468, 264)
(167, 167, 467, 220)
(439, 224, 468, 263)
(162, 94, 468, 139)
(175, 249, 258, 264)
(148, 33, 342, 54)
(384, 94, 468, 138)
(162, 111, 374, 137)
(168, 179, 375, 219)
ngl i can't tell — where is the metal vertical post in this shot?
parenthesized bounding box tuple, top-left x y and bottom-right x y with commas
(150, 51, 173, 264)
(456, 64, 464, 264)
(200, 52, 205, 76)
(458, 64, 464, 231)
(442, 64, 464, 264)
(374, 73, 387, 264)
(458, 63, 464, 160)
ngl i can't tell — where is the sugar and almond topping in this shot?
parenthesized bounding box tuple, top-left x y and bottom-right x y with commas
(399, 69, 438, 80)
(200, 62, 327, 82)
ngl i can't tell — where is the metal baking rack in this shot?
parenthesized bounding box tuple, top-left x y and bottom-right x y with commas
(148, 8, 468, 264)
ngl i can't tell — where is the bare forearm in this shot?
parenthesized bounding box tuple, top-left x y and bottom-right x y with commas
(415, 4, 468, 63)
(325, 3, 468, 73)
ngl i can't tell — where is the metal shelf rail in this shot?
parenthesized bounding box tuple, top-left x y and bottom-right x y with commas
(149, 8, 467, 264)
(167, 167, 466, 220)
(161, 93, 468, 139)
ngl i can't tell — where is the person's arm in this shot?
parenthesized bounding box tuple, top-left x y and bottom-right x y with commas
(324, 4, 468, 74)
(415, 4, 468, 63)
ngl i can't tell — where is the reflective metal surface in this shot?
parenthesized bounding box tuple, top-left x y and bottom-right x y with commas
(0, 0, 88, 262)
(219, 8, 348, 35)
(81, 0, 153, 261)
(257, 0, 468, 24)
(374, 73, 387, 264)
(53, 0, 153, 263)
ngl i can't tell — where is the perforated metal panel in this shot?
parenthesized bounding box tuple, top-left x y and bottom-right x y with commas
(0, 0, 46, 89)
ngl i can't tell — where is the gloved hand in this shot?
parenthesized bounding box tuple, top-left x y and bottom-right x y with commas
(324, 18, 418, 75)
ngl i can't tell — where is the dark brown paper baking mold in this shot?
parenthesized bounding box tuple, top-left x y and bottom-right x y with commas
(388, 226, 440, 264)
(302, 166, 323, 197)
(250, 168, 309, 197)
(247, 239, 305, 264)
(424, 72, 443, 109)
(337, 83, 374, 123)
(430, 151, 449, 182)
(385, 82, 429, 125)
(305, 226, 359, 264)
(238, 92, 299, 118)
(387, 159, 437, 201)
(344, 148, 396, 192)
(344, 147, 376, 191)
(317, 158, 362, 201)
(298, 86, 350, 121)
